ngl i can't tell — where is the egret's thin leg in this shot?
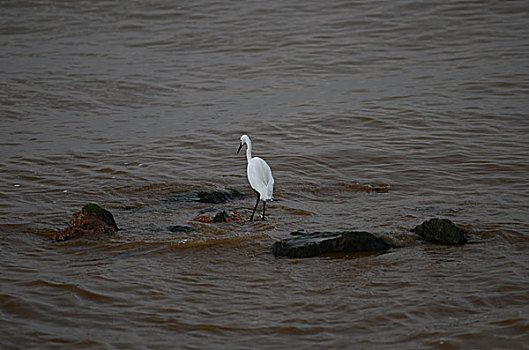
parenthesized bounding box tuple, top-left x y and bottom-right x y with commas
(262, 201, 266, 220)
(250, 192, 260, 221)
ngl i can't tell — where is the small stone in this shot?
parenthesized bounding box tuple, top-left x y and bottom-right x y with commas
(191, 214, 213, 224)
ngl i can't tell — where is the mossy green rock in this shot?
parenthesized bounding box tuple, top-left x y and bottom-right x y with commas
(411, 218, 467, 245)
(272, 231, 391, 258)
(53, 203, 118, 241)
(81, 203, 117, 229)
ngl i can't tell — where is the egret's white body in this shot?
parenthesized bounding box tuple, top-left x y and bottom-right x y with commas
(238, 134, 274, 220)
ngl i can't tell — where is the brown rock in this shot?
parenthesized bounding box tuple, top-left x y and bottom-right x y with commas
(53, 203, 118, 241)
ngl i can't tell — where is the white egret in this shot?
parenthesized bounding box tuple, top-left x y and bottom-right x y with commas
(237, 134, 274, 221)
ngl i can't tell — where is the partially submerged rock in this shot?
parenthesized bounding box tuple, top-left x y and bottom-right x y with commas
(168, 188, 244, 204)
(197, 189, 243, 204)
(411, 218, 467, 245)
(272, 231, 392, 258)
(168, 225, 195, 233)
(213, 210, 231, 223)
(364, 183, 391, 193)
(53, 203, 118, 241)
(191, 209, 247, 224)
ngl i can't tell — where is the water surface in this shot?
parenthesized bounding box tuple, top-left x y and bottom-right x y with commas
(1, 1, 529, 348)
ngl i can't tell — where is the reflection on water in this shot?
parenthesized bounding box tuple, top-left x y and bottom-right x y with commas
(1, 0, 529, 348)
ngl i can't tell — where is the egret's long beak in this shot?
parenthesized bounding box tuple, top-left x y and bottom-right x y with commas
(237, 143, 243, 154)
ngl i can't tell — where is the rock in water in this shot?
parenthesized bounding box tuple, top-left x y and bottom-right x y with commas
(196, 189, 243, 204)
(411, 218, 467, 245)
(168, 225, 195, 233)
(53, 203, 118, 241)
(272, 231, 391, 258)
(166, 188, 244, 204)
(212, 210, 230, 223)
(191, 209, 247, 223)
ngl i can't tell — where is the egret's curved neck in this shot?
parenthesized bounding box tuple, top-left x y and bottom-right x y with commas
(245, 140, 252, 162)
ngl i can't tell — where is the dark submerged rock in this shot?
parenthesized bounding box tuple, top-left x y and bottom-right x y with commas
(196, 189, 244, 204)
(411, 218, 467, 245)
(272, 231, 391, 258)
(191, 209, 247, 224)
(167, 188, 244, 204)
(213, 210, 230, 223)
(53, 203, 118, 241)
(168, 225, 195, 233)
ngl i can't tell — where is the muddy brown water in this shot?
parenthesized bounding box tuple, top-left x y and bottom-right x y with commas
(1, 1, 529, 348)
